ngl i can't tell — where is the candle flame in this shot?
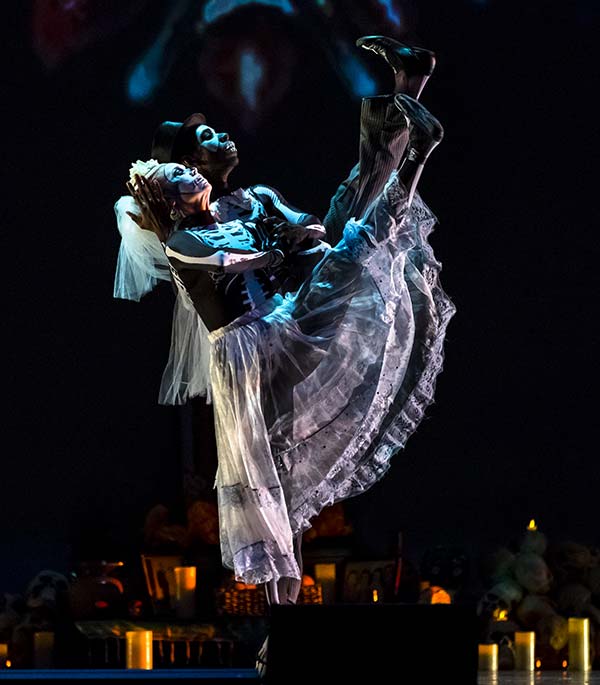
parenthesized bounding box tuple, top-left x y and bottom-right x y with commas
(527, 519, 537, 531)
(5, 660, 11, 668)
(535, 659, 541, 669)
(372, 589, 379, 603)
(562, 660, 568, 669)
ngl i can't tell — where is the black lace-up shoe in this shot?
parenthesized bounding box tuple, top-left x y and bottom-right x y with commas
(357, 35, 436, 98)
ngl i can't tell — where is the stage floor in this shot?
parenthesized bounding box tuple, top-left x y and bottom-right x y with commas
(0, 670, 598, 683)
(479, 673, 600, 685)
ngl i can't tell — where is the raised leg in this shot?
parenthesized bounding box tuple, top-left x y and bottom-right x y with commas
(394, 94, 444, 206)
(350, 96, 410, 220)
(323, 95, 408, 244)
(323, 35, 436, 243)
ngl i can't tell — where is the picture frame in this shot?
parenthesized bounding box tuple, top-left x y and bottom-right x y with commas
(342, 559, 396, 603)
(140, 553, 184, 615)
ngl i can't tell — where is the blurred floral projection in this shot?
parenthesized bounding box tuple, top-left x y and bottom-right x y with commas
(32, 0, 417, 130)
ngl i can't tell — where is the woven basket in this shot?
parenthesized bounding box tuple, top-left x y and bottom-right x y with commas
(215, 583, 323, 616)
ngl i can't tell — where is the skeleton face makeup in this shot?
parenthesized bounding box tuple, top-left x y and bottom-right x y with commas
(144, 162, 212, 216)
(184, 125, 239, 181)
(148, 163, 211, 201)
(195, 125, 237, 155)
(164, 163, 211, 197)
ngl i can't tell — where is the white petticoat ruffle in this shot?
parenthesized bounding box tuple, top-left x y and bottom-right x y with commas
(205, 174, 455, 584)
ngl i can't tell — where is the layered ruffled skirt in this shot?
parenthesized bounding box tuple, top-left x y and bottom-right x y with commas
(207, 173, 455, 584)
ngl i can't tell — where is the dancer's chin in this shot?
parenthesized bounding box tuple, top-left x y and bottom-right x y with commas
(221, 156, 240, 177)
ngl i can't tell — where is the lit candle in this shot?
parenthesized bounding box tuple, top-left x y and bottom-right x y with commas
(568, 617, 590, 671)
(314, 563, 336, 604)
(514, 631, 535, 670)
(125, 630, 153, 670)
(173, 566, 197, 619)
(33, 631, 54, 668)
(521, 518, 547, 555)
(478, 643, 498, 671)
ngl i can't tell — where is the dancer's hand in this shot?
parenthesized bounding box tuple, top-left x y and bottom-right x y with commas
(126, 174, 173, 243)
(267, 220, 325, 253)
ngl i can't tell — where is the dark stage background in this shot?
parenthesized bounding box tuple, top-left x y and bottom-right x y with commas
(3, 1, 598, 594)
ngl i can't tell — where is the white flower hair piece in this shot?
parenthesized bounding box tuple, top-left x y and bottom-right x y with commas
(129, 158, 160, 186)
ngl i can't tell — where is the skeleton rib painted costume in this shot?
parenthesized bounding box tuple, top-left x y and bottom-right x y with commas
(165, 185, 330, 331)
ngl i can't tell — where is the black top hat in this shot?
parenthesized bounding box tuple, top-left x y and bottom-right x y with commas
(150, 112, 207, 163)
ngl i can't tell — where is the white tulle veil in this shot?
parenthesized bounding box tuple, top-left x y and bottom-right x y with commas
(113, 193, 212, 404)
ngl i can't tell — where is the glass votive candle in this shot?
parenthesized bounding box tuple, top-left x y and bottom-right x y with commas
(125, 630, 153, 669)
(514, 631, 535, 670)
(314, 563, 336, 604)
(173, 566, 197, 619)
(33, 631, 54, 668)
(478, 643, 498, 671)
(568, 617, 590, 671)
(0, 643, 8, 668)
